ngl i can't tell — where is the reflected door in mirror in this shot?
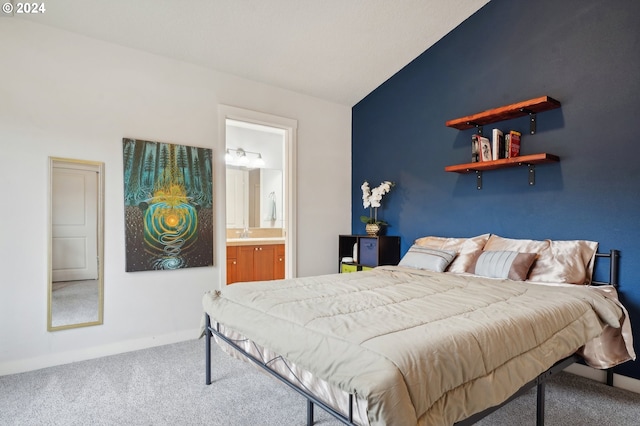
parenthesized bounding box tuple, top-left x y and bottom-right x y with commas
(51, 167, 98, 281)
(48, 158, 104, 331)
(226, 168, 248, 228)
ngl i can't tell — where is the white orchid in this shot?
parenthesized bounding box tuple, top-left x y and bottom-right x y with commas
(361, 181, 372, 208)
(360, 180, 394, 225)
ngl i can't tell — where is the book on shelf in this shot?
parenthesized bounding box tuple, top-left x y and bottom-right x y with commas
(479, 136, 492, 162)
(505, 133, 511, 158)
(471, 134, 480, 163)
(508, 130, 521, 158)
(492, 128, 505, 160)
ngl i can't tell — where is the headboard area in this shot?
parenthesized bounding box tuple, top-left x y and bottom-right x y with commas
(592, 249, 620, 287)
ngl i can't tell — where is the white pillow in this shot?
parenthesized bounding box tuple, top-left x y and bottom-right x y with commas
(398, 246, 457, 272)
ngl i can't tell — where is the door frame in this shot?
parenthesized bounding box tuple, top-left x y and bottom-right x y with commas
(218, 105, 298, 283)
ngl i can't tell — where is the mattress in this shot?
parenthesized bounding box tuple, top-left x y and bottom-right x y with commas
(202, 266, 633, 425)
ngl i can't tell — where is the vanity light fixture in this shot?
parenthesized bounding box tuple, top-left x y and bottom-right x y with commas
(225, 148, 265, 168)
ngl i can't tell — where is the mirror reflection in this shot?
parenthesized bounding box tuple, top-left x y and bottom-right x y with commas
(225, 120, 284, 236)
(48, 157, 104, 331)
(226, 167, 283, 230)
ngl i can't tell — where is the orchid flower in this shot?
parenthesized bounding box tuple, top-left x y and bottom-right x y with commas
(360, 180, 395, 225)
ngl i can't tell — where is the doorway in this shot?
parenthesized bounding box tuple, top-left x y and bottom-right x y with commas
(219, 106, 297, 283)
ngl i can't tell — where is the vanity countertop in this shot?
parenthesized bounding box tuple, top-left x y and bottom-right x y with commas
(226, 237, 285, 246)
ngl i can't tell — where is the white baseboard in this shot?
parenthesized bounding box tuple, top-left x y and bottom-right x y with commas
(564, 363, 640, 394)
(0, 328, 200, 376)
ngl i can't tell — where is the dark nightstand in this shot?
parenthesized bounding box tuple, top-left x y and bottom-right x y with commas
(338, 235, 400, 273)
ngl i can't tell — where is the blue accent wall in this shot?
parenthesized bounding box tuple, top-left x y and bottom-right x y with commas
(352, 0, 640, 379)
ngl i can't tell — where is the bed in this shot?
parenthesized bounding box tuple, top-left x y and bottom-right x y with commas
(202, 234, 635, 425)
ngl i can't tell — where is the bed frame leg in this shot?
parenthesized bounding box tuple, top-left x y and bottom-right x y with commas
(536, 381, 545, 426)
(205, 313, 212, 385)
(306, 399, 314, 425)
(606, 369, 614, 386)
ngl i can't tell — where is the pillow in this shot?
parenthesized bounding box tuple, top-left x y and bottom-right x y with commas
(466, 251, 537, 281)
(483, 235, 598, 284)
(414, 234, 490, 273)
(398, 246, 457, 272)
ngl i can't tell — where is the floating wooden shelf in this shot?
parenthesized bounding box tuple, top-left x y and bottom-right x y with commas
(445, 96, 561, 131)
(444, 153, 560, 173)
(445, 153, 560, 190)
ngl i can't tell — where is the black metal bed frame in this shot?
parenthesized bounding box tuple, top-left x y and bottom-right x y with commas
(456, 249, 619, 426)
(204, 249, 620, 426)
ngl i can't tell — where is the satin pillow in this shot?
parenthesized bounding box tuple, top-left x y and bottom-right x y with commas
(483, 235, 598, 284)
(466, 250, 537, 281)
(398, 246, 457, 272)
(414, 234, 490, 273)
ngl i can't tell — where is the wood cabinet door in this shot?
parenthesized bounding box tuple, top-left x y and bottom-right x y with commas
(237, 246, 256, 282)
(226, 246, 239, 284)
(253, 245, 275, 281)
(235, 244, 280, 283)
(227, 257, 238, 284)
(274, 244, 285, 279)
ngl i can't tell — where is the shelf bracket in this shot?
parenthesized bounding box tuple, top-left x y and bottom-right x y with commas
(521, 108, 537, 134)
(528, 164, 536, 186)
(467, 122, 483, 135)
(476, 170, 483, 190)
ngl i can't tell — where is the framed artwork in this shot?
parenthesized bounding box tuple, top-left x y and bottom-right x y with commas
(122, 138, 213, 272)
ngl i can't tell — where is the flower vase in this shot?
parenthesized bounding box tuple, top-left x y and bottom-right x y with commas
(365, 223, 381, 236)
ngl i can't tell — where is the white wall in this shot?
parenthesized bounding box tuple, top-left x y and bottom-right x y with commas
(0, 19, 352, 375)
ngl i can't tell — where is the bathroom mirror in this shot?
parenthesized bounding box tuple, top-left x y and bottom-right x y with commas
(226, 167, 283, 229)
(225, 119, 285, 233)
(48, 157, 104, 331)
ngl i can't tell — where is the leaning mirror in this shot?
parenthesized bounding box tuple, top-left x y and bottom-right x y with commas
(48, 157, 104, 331)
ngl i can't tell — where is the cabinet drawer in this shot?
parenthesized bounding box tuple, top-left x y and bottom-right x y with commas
(359, 238, 378, 266)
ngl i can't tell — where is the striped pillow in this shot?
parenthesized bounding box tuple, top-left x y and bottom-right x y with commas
(467, 251, 537, 281)
(398, 246, 457, 272)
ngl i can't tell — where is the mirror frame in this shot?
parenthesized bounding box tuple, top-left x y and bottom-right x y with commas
(47, 157, 105, 331)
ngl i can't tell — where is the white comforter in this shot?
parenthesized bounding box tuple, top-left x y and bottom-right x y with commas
(202, 266, 634, 425)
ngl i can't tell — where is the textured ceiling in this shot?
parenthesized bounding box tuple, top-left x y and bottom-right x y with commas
(17, 0, 489, 106)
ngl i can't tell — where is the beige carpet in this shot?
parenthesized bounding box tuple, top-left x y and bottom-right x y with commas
(1, 338, 639, 425)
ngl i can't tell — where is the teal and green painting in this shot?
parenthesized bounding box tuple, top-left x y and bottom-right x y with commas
(123, 138, 213, 272)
